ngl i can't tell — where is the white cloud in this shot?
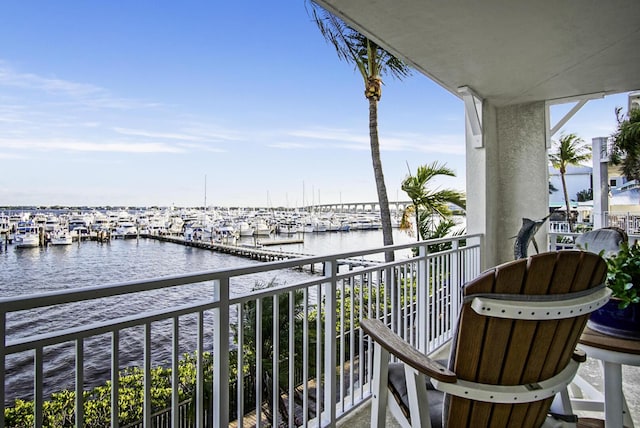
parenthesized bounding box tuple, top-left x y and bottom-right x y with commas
(269, 142, 320, 149)
(0, 138, 184, 154)
(285, 127, 465, 155)
(114, 127, 209, 142)
(0, 63, 158, 111)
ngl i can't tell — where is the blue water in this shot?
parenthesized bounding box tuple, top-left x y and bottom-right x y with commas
(0, 230, 415, 402)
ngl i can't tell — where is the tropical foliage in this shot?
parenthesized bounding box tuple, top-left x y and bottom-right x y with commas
(5, 352, 220, 428)
(548, 133, 591, 232)
(605, 241, 640, 309)
(400, 162, 466, 245)
(609, 107, 640, 183)
(308, 2, 412, 260)
(576, 188, 593, 202)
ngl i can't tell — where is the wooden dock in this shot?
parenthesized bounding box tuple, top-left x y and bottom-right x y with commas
(257, 238, 304, 246)
(141, 234, 378, 270)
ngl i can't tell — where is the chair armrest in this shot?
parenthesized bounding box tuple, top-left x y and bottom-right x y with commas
(360, 318, 457, 383)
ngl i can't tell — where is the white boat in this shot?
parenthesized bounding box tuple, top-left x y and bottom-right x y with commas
(113, 221, 138, 239)
(44, 216, 61, 232)
(184, 225, 212, 241)
(50, 228, 73, 246)
(0, 214, 10, 234)
(277, 221, 302, 234)
(252, 219, 273, 236)
(237, 221, 255, 237)
(14, 222, 40, 248)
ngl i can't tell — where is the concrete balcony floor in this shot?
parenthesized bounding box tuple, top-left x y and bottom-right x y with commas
(337, 352, 640, 427)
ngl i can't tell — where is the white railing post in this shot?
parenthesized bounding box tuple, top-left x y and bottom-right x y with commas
(450, 240, 460, 338)
(1, 311, 6, 428)
(271, 293, 280, 428)
(417, 242, 428, 354)
(213, 278, 230, 427)
(75, 339, 84, 428)
(323, 259, 337, 425)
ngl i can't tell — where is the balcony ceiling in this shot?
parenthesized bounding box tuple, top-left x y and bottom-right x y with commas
(312, 0, 640, 106)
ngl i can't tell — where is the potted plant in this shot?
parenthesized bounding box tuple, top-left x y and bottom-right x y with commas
(588, 241, 640, 340)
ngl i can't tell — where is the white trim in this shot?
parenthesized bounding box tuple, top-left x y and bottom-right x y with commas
(431, 359, 579, 404)
(470, 287, 611, 320)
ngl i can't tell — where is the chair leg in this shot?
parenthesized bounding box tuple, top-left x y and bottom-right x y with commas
(547, 389, 578, 427)
(404, 366, 432, 428)
(371, 342, 390, 428)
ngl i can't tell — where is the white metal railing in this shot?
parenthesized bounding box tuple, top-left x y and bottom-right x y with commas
(0, 234, 482, 427)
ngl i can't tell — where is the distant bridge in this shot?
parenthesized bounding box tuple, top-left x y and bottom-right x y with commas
(301, 201, 413, 213)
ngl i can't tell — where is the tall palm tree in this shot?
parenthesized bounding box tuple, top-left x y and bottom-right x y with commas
(308, 3, 412, 261)
(549, 133, 591, 232)
(400, 161, 466, 241)
(610, 106, 640, 183)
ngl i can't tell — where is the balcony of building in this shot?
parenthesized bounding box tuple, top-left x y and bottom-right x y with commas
(2, 232, 638, 427)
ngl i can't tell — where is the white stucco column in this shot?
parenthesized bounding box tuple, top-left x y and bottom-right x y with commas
(466, 101, 549, 268)
(592, 137, 609, 229)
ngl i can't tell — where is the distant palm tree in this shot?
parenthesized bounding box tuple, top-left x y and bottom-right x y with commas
(308, 3, 412, 261)
(549, 133, 591, 232)
(610, 107, 640, 183)
(400, 162, 466, 241)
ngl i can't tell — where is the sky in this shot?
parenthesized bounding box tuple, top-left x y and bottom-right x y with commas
(0, 1, 633, 208)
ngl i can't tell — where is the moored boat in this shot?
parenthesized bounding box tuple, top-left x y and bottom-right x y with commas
(50, 228, 73, 246)
(14, 222, 40, 248)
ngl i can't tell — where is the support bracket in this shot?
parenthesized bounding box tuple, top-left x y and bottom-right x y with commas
(458, 86, 483, 148)
(545, 92, 605, 148)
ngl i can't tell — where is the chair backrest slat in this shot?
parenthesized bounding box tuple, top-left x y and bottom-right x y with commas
(444, 251, 607, 428)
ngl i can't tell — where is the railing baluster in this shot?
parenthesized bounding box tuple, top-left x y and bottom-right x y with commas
(236, 304, 244, 428)
(34, 347, 43, 427)
(288, 290, 295, 428)
(171, 318, 179, 428)
(357, 275, 364, 400)
(144, 323, 152, 427)
(339, 276, 345, 412)
(111, 330, 120, 428)
(76, 338, 84, 428)
(272, 293, 279, 428)
(256, 298, 263, 428)
(213, 278, 229, 427)
(349, 276, 355, 406)
(323, 259, 337, 426)
(315, 282, 322, 428)
(0, 311, 5, 428)
(302, 288, 309, 427)
(195, 313, 204, 428)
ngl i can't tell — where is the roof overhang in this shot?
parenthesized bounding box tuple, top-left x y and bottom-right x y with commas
(312, 0, 640, 107)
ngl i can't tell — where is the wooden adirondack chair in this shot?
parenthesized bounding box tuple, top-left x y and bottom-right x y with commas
(361, 251, 611, 428)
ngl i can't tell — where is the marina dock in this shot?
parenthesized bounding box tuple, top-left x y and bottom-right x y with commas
(142, 234, 378, 271)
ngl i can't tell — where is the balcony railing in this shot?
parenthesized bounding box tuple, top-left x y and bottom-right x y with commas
(0, 234, 482, 427)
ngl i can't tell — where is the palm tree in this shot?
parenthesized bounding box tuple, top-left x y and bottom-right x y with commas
(400, 162, 466, 241)
(549, 133, 591, 232)
(610, 106, 640, 183)
(308, 3, 412, 261)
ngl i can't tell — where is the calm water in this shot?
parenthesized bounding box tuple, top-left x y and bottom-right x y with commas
(0, 229, 415, 402)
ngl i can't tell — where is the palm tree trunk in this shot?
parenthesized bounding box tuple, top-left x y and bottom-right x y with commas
(561, 172, 572, 232)
(368, 98, 394, 261)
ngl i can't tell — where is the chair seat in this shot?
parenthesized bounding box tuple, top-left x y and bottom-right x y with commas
(388, 363, 444, 428)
